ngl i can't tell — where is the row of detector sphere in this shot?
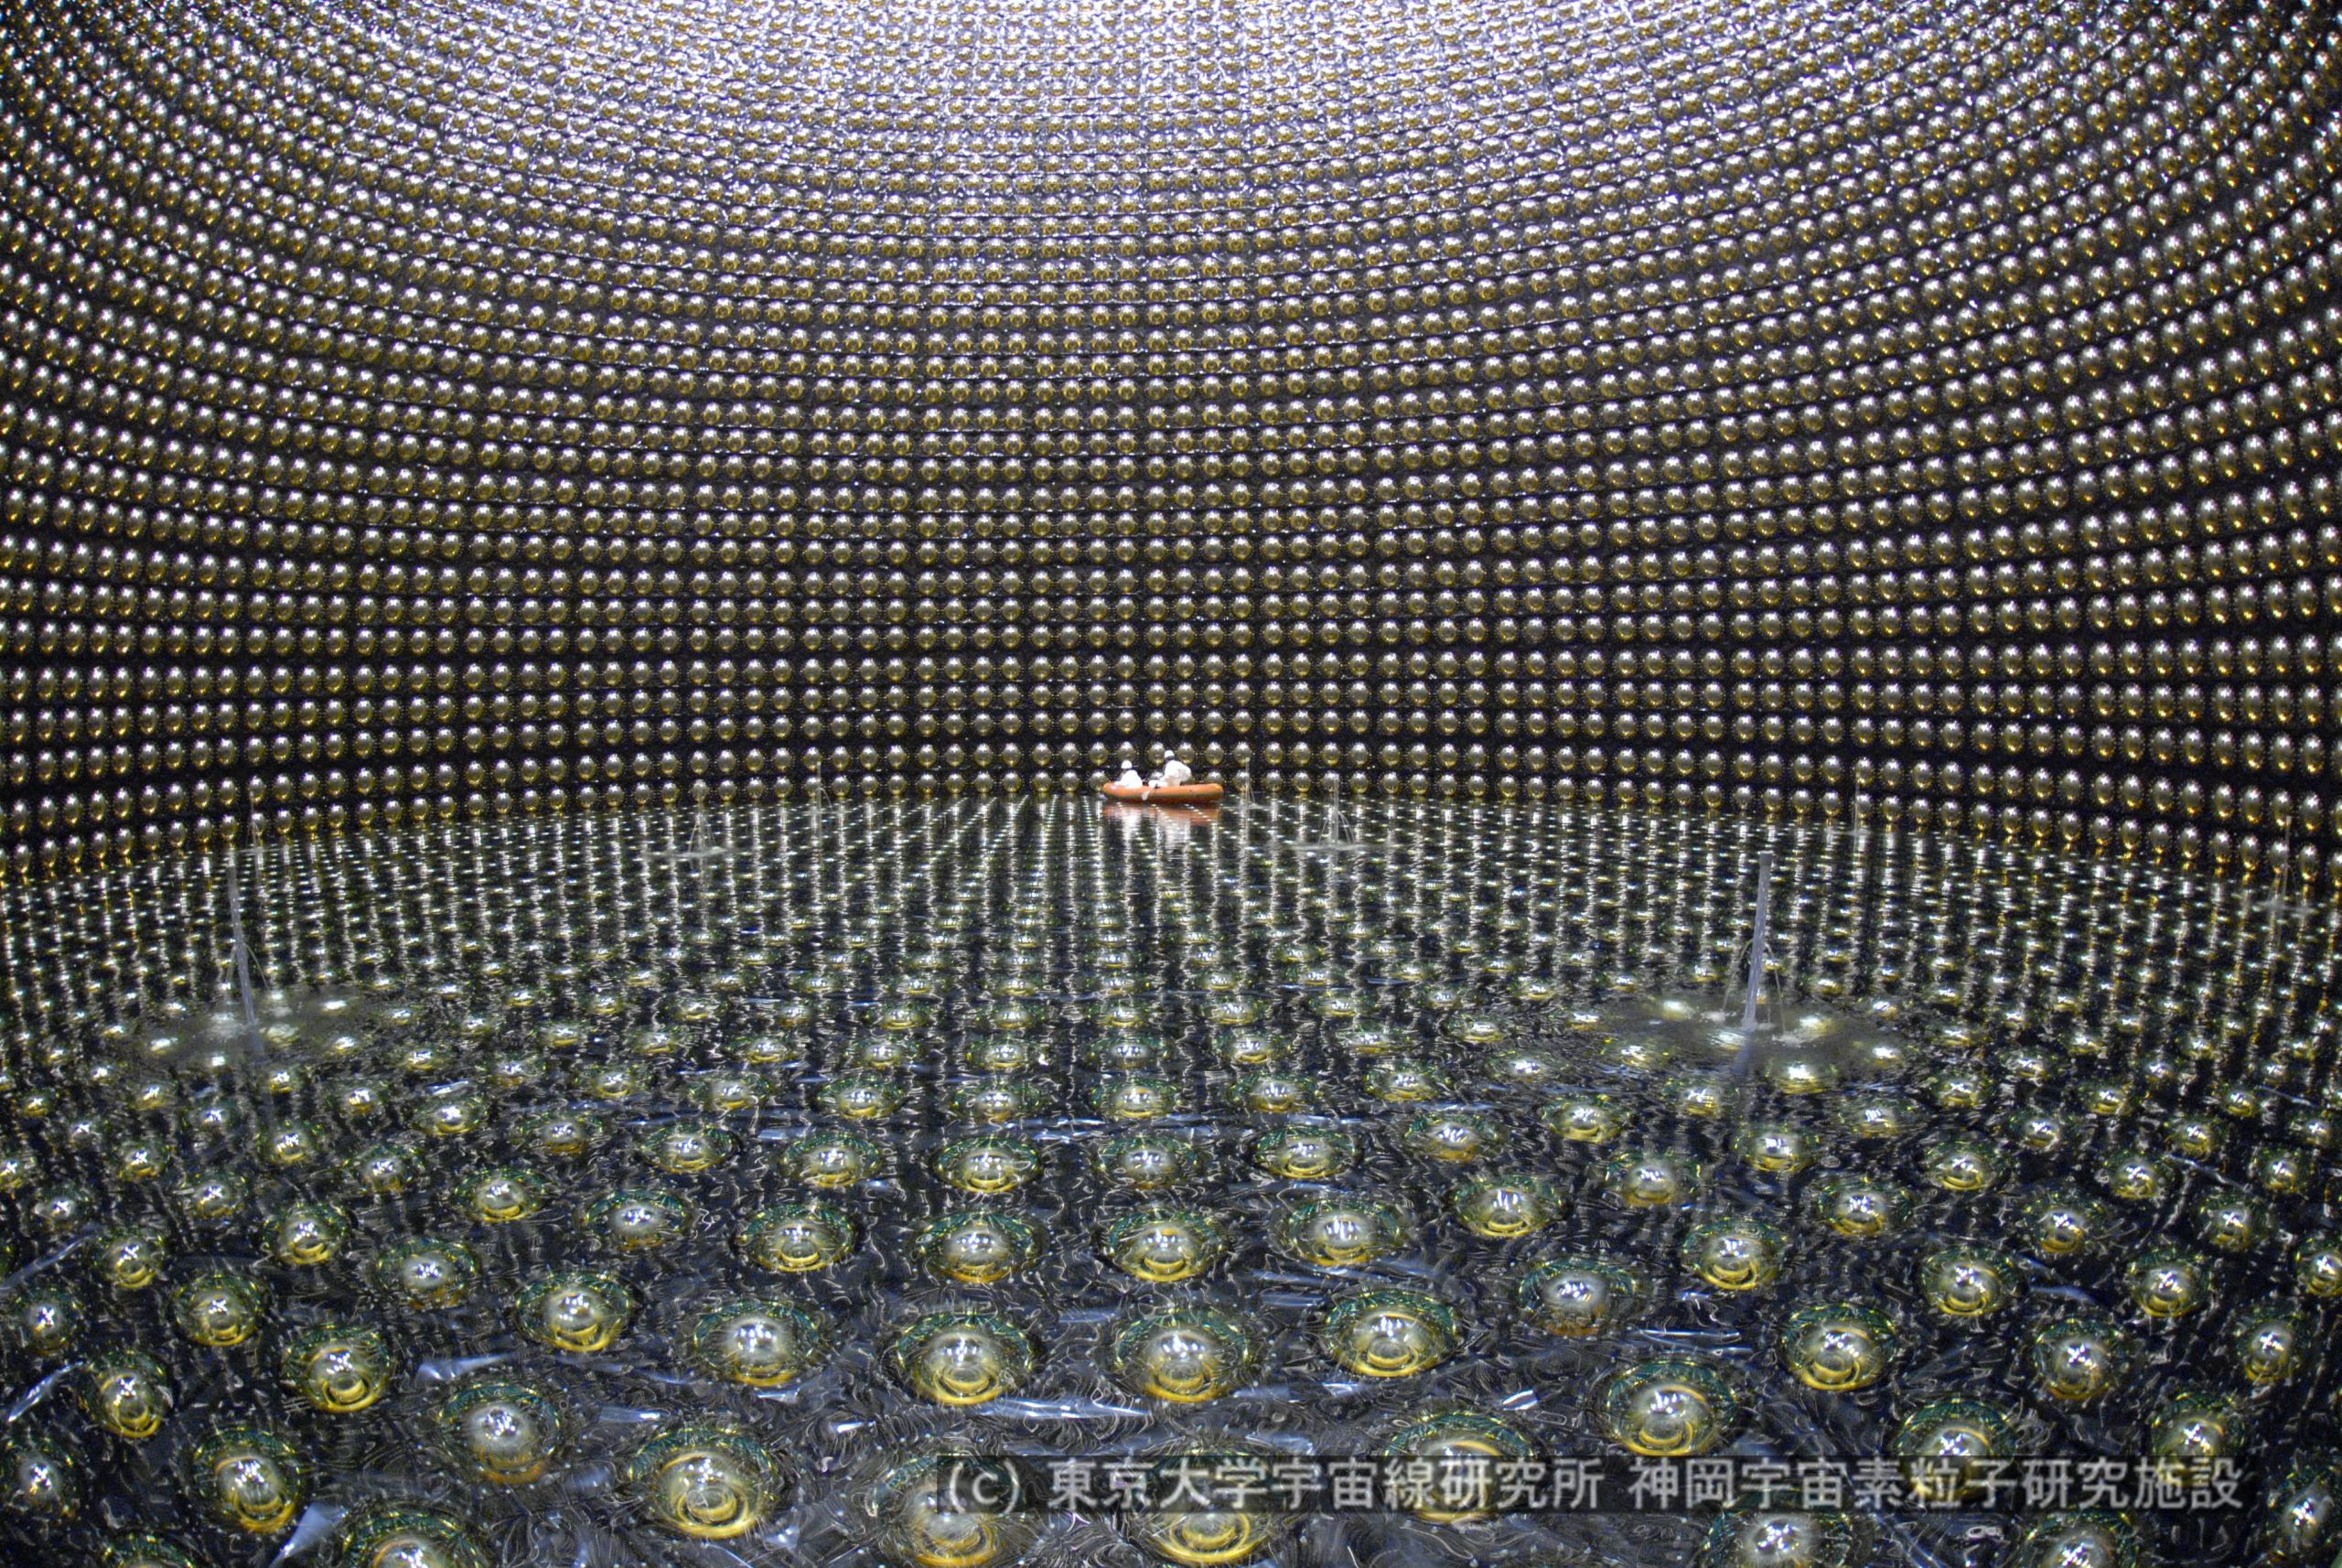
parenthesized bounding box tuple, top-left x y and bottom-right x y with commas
(0, 803, 2339, 1568)
(0, 0, 2339, 876)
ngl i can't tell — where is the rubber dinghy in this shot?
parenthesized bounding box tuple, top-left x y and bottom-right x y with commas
(1101, 781, 1225, 805)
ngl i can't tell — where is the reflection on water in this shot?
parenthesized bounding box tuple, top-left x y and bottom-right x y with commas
(0, 796, 2336, 1567)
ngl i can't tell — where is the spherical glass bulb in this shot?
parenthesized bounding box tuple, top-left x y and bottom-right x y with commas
(188, 1426, 308, 1536)
(2259, 1460, 2342, 1564)
(372, 1236, 480, 1310)
(1399, 1109, 1503, 1164)
(1101, 1206, 1229, 1283)
(789, 1129, 886, 1188)
(333, 1506, 491, 1568)
(1108, 1302, 1261, 1403)
(1682, 1216, 1789, 1292)
(1806, 1174, 1910, 1239)
(1916, 1245, 2023, 1321)
(1249, 1124, 1355, 1179)
(687, 1295, 833, 1389)
(739, 1200, 859, 1273)
(583, 1187, 694, 1253)
(2003, 1512, 2142, 1568)
(2123, 1247, 2209, 1318)
(915, 1209, 1044, 1284)
(1269, 1195, 1411, 1267)
(1318, 1288, 1459, 1378)
(626, 1424, 786, 1541)
(1700, 1506, 1866, 1568)
(81, 1349, 173, 1441)
(1093, 1131, 1205, 1190)
(1517, 1252, 1648, 1338)
(1891, 1399, 2015, 1504)
(282, 1323, 396, 1414)
(937, 1134, 1042, 1195)
(2232, 1303, 2307, 1387)
(2024, 1316, 2127, 1403)
(1779, 1303, 1898, 1392)
(1450, 1170, 1563, 1238)
(861, 1449, 1038, 1568)
(512, 1269, 636, 1354)
(1123, 1442, 1295, 1566)
(173, 1271, 266, 1348)
(1, 1433, 77, 1526)
(1380, 1409, 1537, 1523)
(1600, 1148, 1705, 1208)
(889, 1311, 1039, 1407)
(433, 1378, 570, 1487)
(1597, 1357, 1739, 1457)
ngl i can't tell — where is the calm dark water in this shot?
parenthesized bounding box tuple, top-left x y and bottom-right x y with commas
(0, 797, 2333, 1568)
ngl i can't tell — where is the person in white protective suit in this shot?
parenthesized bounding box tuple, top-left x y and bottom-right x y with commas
(1150, 749, 1193, 789)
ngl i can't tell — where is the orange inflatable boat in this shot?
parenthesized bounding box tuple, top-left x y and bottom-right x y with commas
(1101, 780, 1225, 806)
